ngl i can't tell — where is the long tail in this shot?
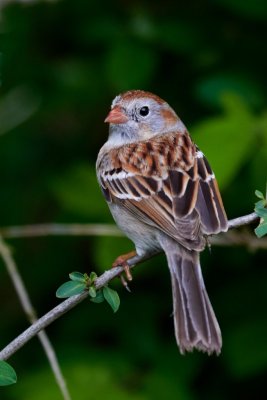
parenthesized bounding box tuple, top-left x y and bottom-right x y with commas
(160, 239, 222, 355)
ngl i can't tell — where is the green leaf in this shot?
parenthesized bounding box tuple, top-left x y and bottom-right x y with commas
(254, 194, 267, 237)
(255, 199, 267, 208)
(69, 272, 85, 283)
(255, 221, 267, 238)
(103, 286, 120, 313)
(89, 272, 97, 283)
(255, 206, 267, 218)
(0, 360, 17, 386)
(88, 286, 96, 298)
(255, 190, 265, 200)
(90, 289, 105, 303)
(56, 281, 86, 298)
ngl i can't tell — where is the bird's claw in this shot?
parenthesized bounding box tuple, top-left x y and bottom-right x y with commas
(112, 251, 136, 291)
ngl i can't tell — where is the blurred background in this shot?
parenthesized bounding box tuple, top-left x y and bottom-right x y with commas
(1, 0, 267, 399)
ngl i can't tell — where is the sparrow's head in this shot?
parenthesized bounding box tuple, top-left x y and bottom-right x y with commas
(104, 90, 185, 146)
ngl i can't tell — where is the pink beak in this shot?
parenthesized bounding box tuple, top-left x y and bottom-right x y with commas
(104, 105, 129, 124)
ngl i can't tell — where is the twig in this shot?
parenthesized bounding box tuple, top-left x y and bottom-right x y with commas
(0, 211, 260, 245)
(0, 211, 262, 361)
(0, 237, 71, 400)
(227, 212, 258, 229)
(211, 230, 267, 250)
(0, 223, 121, 238)
(0, 253, 151, 361)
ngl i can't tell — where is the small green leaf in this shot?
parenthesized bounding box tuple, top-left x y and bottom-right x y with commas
(88, 286, 96, 298)
(0, 360, 17, 386)
(255, 190, 264, 200)
(254, 193, 267, 238)
(255, 221, 267, 238)
(90, 289, 105, 303)
(56, 281, 86, 298)
(103, 286, 120, 313)
(69, 272, 85, 283)
(255, 206, 267, 218)
(255, 199, 266, 209)
(89, 272, 97, 283)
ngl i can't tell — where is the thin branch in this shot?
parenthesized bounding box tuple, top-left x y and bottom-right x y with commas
(0, 255, 148, 361)
(0, 223, 121, 238)
(227, 212, 258, 229)
(0, 237, 71, 400)
(0, 211, 260, 245)
(0, 211, 262, 361)
(211, 230, 267, 250)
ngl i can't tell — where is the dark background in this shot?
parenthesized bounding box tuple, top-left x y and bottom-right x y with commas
(1, 0, 267, 399)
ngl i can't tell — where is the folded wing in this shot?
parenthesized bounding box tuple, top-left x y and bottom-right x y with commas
(98, 132, 228, 250)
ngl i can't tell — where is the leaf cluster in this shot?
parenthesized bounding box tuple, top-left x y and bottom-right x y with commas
(56, 271, 120, 313)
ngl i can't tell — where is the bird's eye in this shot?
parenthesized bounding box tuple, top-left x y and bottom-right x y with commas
(139, 106, 149, 117)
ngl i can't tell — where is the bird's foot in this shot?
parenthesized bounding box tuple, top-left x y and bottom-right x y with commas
(112, 250, 136, 291)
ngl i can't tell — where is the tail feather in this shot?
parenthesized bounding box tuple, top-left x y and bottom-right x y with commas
(160, 238, 222, 354)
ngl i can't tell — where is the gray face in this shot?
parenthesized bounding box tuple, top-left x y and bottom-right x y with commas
(108, 96, 167, 145)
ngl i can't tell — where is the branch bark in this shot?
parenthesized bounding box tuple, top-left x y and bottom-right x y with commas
(0, 211, 261, 361)
(0, 212, 263, 250)
(0, 223, 121, 239)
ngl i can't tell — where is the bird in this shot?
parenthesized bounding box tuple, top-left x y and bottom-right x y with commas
(96, 90, 228, 355)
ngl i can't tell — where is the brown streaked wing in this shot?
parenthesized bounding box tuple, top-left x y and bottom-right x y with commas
(121, 195, 178, 239)
(101, 153, 204, 247)
(99, 177, 111, 202)
(195, 155, 228, 234)
(104, 173, 161, 200)
(197, 180, 221, 234)
(169, 170, 189, 197)
(121, 195, 205, 251)
(99, 134, 227, 249)
(209, 179, 228, 231)
(173, 179, 199, 218)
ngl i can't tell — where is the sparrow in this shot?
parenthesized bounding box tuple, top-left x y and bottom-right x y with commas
(96, 90, 228, 355)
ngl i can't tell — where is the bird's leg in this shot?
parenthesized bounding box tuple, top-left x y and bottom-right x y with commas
(112, 250, 137, 290)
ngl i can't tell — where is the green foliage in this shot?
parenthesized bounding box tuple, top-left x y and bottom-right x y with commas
(69, 271, 85, 283)
(56, 271, 120, 312)
(195, 74, 264, 109)
(191, 94, 256, 189)
(0, 361, 17, 386)
(56, 271, 92, 298)
(50, 164, 110, 220)
(90, 289, 105, 303)
(56, 280, 86, 298)
(103, 286, 120, 313)
(254, 189, 267, 237)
